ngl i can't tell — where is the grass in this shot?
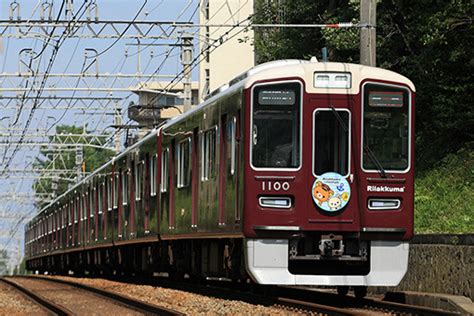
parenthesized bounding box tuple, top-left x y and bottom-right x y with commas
(414, 147, 473, 233)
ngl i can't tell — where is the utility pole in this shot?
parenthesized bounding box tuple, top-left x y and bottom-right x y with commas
(181, 33, 193, 112)
(360, 0, 377, 66)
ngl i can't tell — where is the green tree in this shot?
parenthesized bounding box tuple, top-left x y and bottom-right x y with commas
(33, 125, 115, 209)
(0, 250, 8, 275)
(253, 0, 474, 171)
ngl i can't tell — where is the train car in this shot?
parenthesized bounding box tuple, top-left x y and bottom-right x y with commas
(25, 59, 415, 295)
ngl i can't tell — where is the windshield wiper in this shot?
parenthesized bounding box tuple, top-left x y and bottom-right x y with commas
(363, 144, 387, 178)
(329, 106, 387, 178)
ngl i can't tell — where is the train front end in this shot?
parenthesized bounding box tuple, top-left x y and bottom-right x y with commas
(241, 61, 415, 286)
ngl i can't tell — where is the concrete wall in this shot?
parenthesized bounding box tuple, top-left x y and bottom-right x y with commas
(373, 235, 474, 300)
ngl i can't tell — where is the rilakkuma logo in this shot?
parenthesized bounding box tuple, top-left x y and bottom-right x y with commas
(367, 185, 405, 193)
(311, 172, 351, 213)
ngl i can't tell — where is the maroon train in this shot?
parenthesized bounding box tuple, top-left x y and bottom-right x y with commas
(25, 60, 415, 294)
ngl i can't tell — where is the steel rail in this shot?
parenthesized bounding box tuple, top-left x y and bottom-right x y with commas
(0, 277, 71, 316)
(23, 275, 185, 316)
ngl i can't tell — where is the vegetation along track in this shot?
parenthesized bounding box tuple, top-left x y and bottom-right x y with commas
(4, 276, 184, 315)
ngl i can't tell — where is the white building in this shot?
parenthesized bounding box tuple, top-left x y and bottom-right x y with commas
(199, 0, 255, 101)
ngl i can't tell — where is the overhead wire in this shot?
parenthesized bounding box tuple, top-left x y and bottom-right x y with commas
(1, 0, 91, 176)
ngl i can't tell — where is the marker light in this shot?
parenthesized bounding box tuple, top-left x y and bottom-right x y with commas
(259, 196, 292, 209)
(368, 198, 401, 210)
(314, 72, 351, 89)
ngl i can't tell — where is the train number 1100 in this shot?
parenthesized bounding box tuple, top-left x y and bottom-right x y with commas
(261, 181, 290, 192)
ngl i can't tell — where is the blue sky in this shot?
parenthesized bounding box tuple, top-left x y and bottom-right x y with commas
(0, 0, 200, 266)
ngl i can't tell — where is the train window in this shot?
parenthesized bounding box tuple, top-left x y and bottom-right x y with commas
(161, 149, 169, 192)
(82, 194, 87, 220)
(113, 174, 119, 208)
(68, 203, 72, 226)
(150, 154, 157, 196)
(251, 82, 301, 169)
(228, 117, 236, 175)
(90, 187, 95, 218)
(363, 84, 410, 171)
(98, 183, 104, 214)
(135, 161, 143, 200)
(107, 176, 113, 210)
(122, 170, 129, 205)
(313, 109, 350, 176)
(201, 127, 217, 181)
(177, 138, 191, 188)
(75, 197, 79, 223)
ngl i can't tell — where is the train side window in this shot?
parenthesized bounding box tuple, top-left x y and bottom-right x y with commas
(228, 117, 236, 175)
(113, 174, 119, 208)
(313, 109, 350, 177)
(122, 170, 129, 205)
(98, 183, 104, 214)
(68, 203, 72, 226)
(107, 176, 113, 210)
(75, 197, 79, 224)
(150, 154, 157, 196)
(201, 127, 217, 181)
(90, 187, 95, 218)
(177, 138, 191, 188)
(161, 149, 169, 192)
(81, 195, 85, 222)
(135, 161, 143, 200)
(62, 206, 66, 229)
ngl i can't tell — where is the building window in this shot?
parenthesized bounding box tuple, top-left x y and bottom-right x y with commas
(150, 154, 157, 196)
(177, 138, 191, 188)
(201, 127, 217, 181)
(161, 149, 169, 192)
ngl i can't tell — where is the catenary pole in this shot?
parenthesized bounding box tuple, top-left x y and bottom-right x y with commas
(360, 0, 376, 66)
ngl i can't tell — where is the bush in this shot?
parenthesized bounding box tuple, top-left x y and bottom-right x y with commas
(415, 147, 473, 233)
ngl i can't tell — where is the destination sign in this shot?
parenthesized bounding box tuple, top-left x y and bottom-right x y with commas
(258, 89, 295, 105)
(369, 91, 404, 107)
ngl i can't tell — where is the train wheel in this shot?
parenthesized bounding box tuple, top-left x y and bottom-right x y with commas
(337, 286, 349, 296)
(354, 286, 367, 299)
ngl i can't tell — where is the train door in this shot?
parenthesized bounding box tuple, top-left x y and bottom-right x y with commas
(304, 97, 360, 232)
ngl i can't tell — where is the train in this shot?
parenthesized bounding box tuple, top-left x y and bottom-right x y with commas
(25, 59, 415, 296)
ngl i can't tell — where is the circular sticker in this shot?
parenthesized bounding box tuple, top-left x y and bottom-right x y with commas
(311, 172, 351, 212)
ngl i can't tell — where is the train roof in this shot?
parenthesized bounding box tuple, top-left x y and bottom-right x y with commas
(162, 59, 415, 129)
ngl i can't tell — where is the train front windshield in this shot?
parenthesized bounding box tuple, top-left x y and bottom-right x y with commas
(363, 84, 410, 172)
(251, 82, 301, 169)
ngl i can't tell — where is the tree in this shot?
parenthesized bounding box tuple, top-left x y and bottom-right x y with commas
(0, 250, 8, 275)
(33, 125, 115, 209)
(253, 0, 473, 171)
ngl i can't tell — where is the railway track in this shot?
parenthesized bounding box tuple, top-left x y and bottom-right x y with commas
(0, 277, 71, 315)
(10, 275, 462, 315)
(2, 276, 184, 316)
(62, 274, 461, 315)
(99, 275, 462, 315)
